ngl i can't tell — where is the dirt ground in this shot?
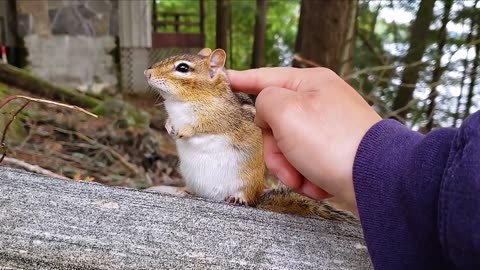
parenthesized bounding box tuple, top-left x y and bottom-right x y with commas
(1, 86, 184, 190)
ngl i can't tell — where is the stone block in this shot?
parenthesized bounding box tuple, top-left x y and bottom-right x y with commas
(24, 34, 118, 94)
(77, 4, 97, 20)
(85, 0, 112, 14)
(15, 13, 32, 37)
(16, 0, 51, 36)
(90, 13, 111, 36)
(109, 6, 119, 36)
(50, 6, 94, 36)
(47, 0, 68, 10)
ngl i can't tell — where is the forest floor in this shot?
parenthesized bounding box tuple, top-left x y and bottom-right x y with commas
(1, 85, 185, 190)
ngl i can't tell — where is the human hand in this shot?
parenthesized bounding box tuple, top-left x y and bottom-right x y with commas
(228, 67, 381, 213)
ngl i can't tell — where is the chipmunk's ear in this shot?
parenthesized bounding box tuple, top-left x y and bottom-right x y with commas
(197, 48, 212, 57)
(207, 49, 226, 78)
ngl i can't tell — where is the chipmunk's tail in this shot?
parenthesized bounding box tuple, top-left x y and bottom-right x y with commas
(255, 186, 358, 224)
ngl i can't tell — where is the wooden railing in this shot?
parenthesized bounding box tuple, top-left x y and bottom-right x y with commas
(153, 12, 203, 33)
(151, 0, 205, 48)
(0, 167, 372, 269)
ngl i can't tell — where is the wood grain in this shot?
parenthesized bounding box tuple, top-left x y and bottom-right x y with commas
(0, 167, 372, 269)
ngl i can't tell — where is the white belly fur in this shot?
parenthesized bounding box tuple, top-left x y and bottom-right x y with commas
(164, 99, 245, 200)
(176, 134, 245, 201)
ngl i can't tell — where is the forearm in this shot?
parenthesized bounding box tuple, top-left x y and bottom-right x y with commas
(352, 113, 480, 269)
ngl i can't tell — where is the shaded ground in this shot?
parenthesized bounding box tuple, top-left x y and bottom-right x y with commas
(1, 85, 184, 190)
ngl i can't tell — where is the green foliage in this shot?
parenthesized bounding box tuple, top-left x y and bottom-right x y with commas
(155, 0, 480, 129)
(353, 0, 480, 129)
(264, 0, 299, 67)
(154, 0, 201, 33)
(155, 0, 299, 69)
(92, 99, 151, 129)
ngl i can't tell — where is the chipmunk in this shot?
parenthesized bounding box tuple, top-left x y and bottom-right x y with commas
(144, 48, 357, 223)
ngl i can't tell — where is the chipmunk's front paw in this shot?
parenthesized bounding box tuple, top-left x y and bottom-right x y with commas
(165, 119, 194, 139)
(165, 118, 177, 137)
(225, 195, 247, 206)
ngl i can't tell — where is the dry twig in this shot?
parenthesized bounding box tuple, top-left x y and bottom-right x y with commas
(2, 156, 69, 180)
(53, 127, 140, 176)
(293, 54, 321, 68)
(0, 95, 98, 163)
(0, 95, 98, 118)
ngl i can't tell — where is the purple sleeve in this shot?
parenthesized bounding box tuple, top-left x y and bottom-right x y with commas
(353, 111, 480, 269)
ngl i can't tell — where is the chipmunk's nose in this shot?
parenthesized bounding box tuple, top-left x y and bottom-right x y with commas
(144, 69, 151, 79)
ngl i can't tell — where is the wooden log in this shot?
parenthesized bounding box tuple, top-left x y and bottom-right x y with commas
(0, 167, 372, 269)
(0, 63, 101, 109)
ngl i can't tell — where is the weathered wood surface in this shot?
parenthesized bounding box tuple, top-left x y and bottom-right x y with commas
(0, 167, 372, 269)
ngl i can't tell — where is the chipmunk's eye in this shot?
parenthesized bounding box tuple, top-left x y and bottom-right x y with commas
(175, 63, 190, 73)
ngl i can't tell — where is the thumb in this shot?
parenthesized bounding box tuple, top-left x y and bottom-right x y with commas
(254, 87, 298, 132)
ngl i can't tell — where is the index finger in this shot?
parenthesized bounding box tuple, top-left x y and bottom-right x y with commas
(227, 67, 332, 95)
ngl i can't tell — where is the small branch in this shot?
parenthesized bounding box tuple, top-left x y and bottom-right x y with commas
(0, 95, 98, 118)
(53, 127, 140, 176)
(346, 60, 426, 80)
(0, 101, 30, 163)
(0, 95, 98, 163)
(357, 30, 387, 66)
(293, 54, 321, 68)
(2, 156, 69, 180)
(357, 90, 407, 123)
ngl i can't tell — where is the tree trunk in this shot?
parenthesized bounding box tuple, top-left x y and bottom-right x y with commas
(293, 0, 357, 74)
(452, 0, 478, 127)
(424, 0, 452, 132)
(369, 3, 381, 40)
(216, 0, 229, 51)
(6, 0, 28, 68)
(251, 0, 268, 68)
(464, 26, 480, 119)
(391, 0, 436, 121)
(339, 1, 358, 79)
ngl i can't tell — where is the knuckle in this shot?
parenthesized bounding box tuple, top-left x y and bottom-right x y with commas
(255, 87, 276, 110)
(312, 67, 336, 77)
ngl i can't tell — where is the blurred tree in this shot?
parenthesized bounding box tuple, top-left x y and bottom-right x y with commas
(423, 0, 453, 132)
(154, 0, 479, 128)
(339, 0, 358, 78)
(262, 0, 299, 67)
(156, 0, 299, 69)
(452, 24, 473, 127)
(216, 0, 229, 50)
(391, 0, 436, 121)
(464, 25, 480, 119)
(251, 0, 268, 68)
(293, 0, 357, 74)
(353, 1, 392, 100)
(452, 1, 480, 125)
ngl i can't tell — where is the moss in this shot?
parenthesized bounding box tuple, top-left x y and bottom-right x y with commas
(92, 98, 151, 129)
(0, 83, 27, 145)
(0, 63, 101, 109)
(0, 82, 10, 95)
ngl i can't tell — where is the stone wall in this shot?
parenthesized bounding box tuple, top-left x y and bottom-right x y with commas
(16, 0, 119, 94)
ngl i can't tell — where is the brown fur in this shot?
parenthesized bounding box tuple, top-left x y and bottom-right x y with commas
(146, 48, 355, 221)
(147, 49, 263, 205)
(257, 186, 358, 223)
